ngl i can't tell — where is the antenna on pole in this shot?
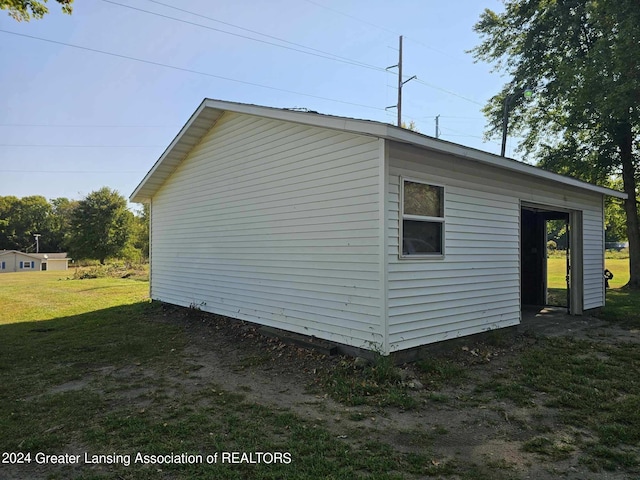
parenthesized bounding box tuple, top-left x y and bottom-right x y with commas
(435, 115, 440, 139)
(33, 233, 41, 254)
(386, 35, 416, 127)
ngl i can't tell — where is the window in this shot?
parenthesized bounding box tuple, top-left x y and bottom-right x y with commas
(401, 179, 445, 257)
(23, 261, 30, 269)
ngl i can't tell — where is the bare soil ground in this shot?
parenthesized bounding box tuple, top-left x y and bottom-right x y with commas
(151, 305, 640, 480)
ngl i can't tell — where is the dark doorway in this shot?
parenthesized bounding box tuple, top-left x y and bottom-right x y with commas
(41, 262, 47, 271)
(521, 206, 570, 312)
(521, 209, 545, 306)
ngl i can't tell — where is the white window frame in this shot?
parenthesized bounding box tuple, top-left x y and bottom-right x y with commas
(399, 177, 445, 259)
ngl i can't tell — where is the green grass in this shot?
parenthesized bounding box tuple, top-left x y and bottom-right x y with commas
(546, 256, 569, 289)
(0, 271, 149, 324)
(600, 288, 640, 328)
(546, 257, 629, 289)
(604, 258, 631, 288)
(0, 271, 437, 479)
(415, 357, 467, 388)
(2, 269, 640, 478)
(482, 336, 640, 471)
(323, 355, 419, 409)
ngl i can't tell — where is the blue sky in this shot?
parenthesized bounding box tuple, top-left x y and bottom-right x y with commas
(0, 0, 512, 207)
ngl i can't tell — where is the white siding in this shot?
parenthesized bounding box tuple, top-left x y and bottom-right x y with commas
(387, 143, 605, 351)
(583, 206, 605, 309)
(151, 112, 384, 350)
(0, 252, 41, 272)
(45, 259, 68, 271)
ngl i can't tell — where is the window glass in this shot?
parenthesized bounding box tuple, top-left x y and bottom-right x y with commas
(403, 181, 443, 218)
(401, 179, 445, 257)
(403, 220, 442, 255)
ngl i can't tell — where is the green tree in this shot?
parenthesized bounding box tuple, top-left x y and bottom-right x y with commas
(0, 196, 20, 250)
(604, 178, 630, 244)
(0, 195, 53, 251)
(472, 0, 640, 287)
(68, 187, 133, 264)
(133, 203, 150, 260)
(1, 0, 73, 21)
(547, 219, 568, 251)
(49, 197, 79, 252)
(120, 204, 149, 263)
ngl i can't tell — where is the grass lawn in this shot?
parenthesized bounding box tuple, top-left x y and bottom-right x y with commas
(0, 271, 150, 325)
(1, 270, 639, 479)
(0, 272, 441, 479)
(547, 256, 630, 289)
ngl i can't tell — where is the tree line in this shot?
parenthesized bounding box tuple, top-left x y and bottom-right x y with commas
(0, 188, 148, 264)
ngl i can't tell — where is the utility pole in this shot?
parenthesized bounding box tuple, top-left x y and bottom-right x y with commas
(33, 233, 41, 253)
(435, 115, 440, 139)
(386, 35, 416, 127)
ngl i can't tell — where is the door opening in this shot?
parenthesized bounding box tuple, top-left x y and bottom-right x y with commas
(521, 205, 573, 313)
(545, 215, 570, 309)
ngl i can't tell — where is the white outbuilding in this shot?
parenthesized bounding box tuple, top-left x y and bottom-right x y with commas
(0, 251, 70, 272)
(131, 99, 626, 356)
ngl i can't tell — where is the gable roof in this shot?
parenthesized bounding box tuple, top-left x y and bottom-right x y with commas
(0, 250, 38, 258)
(0, 250, 68, 260)
(130, 98, 627, 203)
(30, 253, 69, 260)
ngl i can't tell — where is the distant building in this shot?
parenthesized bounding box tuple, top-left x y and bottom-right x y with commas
(0, 250, 70, 272)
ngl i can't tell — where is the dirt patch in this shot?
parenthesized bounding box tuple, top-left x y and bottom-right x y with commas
(122, 305, 638, 479)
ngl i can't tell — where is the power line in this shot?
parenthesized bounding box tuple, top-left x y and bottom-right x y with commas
(301, 0, 486, 106)
(413, 79, 484, 106)
(432, 115, 486, 120)
(0, 144, 162, 148)
(0, 29, 386, 113)
(438, 125, 502, 147)
(110, 0, 483, 109)
(3, 170, 146, 173)
(140, 0, 386, 73)
(102, 0, 386, 73)
(302, 0, 451, 56)
(302, 0, 398, 36)
(0, 124, 179, 128)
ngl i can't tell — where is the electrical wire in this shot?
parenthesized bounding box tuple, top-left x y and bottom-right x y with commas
(413, 79, 484, 106)
(106, 0, 485, 109)
(0, 144, 162, 147)
(0, 29, 386, 113)
(302, 0, 451, 56)
(0, 124, 179, 128)
(102, 0, 387, 73)
(3, 169, 146, 173)
(302, 0, 398, 36)
(140, 0, 386, 72)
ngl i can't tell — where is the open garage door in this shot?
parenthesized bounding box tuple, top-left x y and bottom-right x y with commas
(521, 203, 583, 314)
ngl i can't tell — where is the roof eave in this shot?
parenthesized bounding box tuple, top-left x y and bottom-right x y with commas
(130, 99, 224, 203)
(382, 125, 628, 199)
(130, 98, 628, 202)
